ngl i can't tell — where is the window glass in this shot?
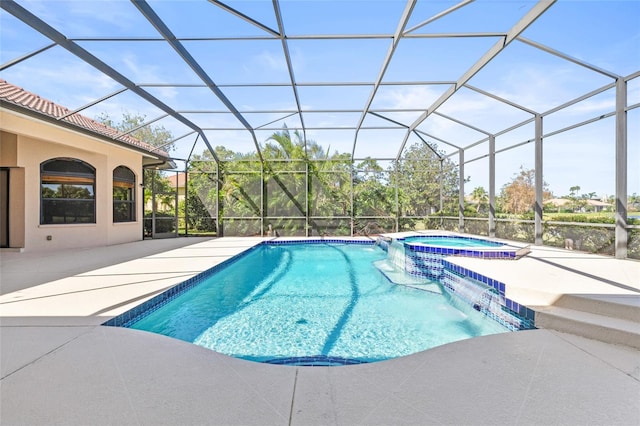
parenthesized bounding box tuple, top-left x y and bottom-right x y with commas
(113, 166, 136, 222)
(41, 158, 96, 224)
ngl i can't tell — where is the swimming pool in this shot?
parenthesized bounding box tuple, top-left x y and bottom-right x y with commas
(108, 241, 528, 366)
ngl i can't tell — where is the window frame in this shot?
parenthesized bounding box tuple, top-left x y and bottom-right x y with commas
(40, 158, 96, 225)
(113, 165, 136, 223)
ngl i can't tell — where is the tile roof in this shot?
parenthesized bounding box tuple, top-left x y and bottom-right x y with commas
(167, 172, 187, 188)
(0, 79, 169, 158)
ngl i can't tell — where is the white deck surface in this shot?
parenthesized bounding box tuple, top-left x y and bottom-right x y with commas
(1, 236, 639, 425)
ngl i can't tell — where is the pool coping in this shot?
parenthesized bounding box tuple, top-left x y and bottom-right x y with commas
(2, 236, 639, 425)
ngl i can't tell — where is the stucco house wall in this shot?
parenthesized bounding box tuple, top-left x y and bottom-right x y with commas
(1, 91, 169, 252)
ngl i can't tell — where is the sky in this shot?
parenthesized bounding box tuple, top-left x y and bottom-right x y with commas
(1, 0, 639, 199)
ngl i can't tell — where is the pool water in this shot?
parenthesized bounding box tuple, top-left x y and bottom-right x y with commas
(402, 235, 504, 248)
(129, 243, 510, 364)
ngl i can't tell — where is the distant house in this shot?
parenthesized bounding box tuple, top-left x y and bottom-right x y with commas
(167, 172, 187, 203)
(144, 172, 186, 213)
(0, 79, 173, 252)
(544, 198, 572, 208)
(544, 197, 613, 213)
(585, 199, 613, 213)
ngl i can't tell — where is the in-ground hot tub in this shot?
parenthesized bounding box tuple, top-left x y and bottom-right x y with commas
(393, 234, 530, 259)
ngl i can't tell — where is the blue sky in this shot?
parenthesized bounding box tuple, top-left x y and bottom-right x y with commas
(1, 0, 639, 198)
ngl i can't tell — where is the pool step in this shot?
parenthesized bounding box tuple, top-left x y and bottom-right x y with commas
(533, 294, 640, 349)
(551, 294, 640, 323)
(373, 259, 442, 294)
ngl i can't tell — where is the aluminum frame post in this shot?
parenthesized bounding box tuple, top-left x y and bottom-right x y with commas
(439, 159, 444, 228)
(459, 149, 465, 232)
(261, 162, 265, 237)
(173, 171, 179, 237)
(216, 162, 223, 237)
(306, 161, 310, 237)
(395, 160, 400, 232)
(350, 161, 355, 236)
(615, 77, 628, 259)
(489, 135, 496, 237)
(534, 114, 543, 245)
(151, 171, 156, 237)
(184, 165, 189, 236)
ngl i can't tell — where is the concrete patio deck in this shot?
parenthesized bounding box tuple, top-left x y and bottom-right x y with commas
(1, 236, 639, 425)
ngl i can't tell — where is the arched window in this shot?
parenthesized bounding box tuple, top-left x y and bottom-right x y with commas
(113, 166, 136, 222)
(41, 158, 96, 224)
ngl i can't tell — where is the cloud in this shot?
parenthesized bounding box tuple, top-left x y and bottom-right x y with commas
(119, 53, 178, 100)
(21, 0, 143, 36)
(567, 96, 615, 114)
(488, 64, 616, 113)
(255, 50, 288, 72)
(1, 57, 118, 106)
(377, 85, 443, 110)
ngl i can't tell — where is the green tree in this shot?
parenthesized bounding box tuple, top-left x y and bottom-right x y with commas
(263, 128, 308, 222)
(353, 158, 393, 216)
(629, 193, 640, 212)
(97, 112, 177, 237)
(183, 131, 462, 236)
(470, 186, 489, 214)
(569, 185, 581, 198)
(263, 127, 354, 235)
(187, 147, 262, 236)
(393, 142, 459, 218)
(184, 153, 218, 234)
(97, 111, 174, 152)
(96, 112, 175, 208)
(352, 158, 395, 234)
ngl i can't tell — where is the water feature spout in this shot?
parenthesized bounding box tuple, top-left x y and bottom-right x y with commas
(386, 240, 406, 271)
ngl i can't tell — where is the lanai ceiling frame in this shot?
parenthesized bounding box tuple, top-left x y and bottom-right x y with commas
(396, 0, 557, 160)
(204, 0, 311, 156)
(57, 87, 130, 121)
(0, 0, 628, 159)
(1, 0, 555, 161)
(0, 41, 56, 71)
(125, 0, 527, 159)
(132, 0, 264, 162)
(269, 0, 308, 156)
(432, 88, 538, 237)
(351, 0, 417, 158)
(447, 32, 630, 160)
(446, 34, 634, 254)
(0, 0, 597, 168)
(0, 0, 637, 253)
(0, 0, 223, 163)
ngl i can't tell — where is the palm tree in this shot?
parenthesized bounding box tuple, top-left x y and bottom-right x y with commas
(264, 127, 347, 235)
(470, 186, 489, 213)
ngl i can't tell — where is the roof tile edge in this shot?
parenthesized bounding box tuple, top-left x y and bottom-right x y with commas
(0, 79, 169, 158)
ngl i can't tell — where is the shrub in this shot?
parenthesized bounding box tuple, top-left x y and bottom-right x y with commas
(143, 211, 176, 235)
